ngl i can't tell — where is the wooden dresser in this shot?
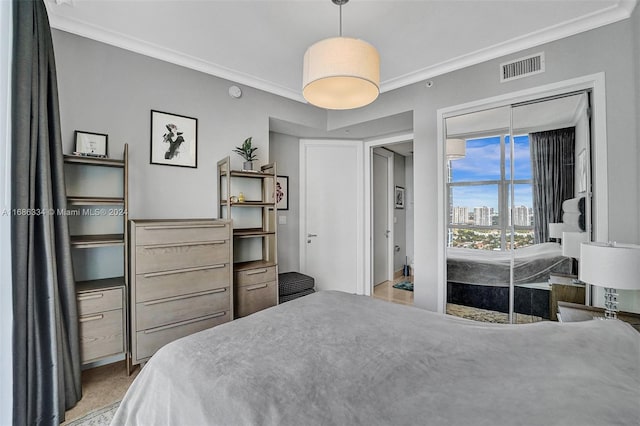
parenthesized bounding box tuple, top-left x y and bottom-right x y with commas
(129, 219, 233, 366)
(77, 278, 125, 364)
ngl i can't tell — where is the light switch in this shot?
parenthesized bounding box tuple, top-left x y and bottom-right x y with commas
(278, 215, 287, 225)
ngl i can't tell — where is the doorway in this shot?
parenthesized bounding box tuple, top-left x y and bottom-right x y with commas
(364, 133, 414, 299)
(372, 148, 393, 286)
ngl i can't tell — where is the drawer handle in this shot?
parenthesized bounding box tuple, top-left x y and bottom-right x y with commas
(246, 283, 268, 291)
(143, 311, 227, 334)
(79, 314, 104, 323)
(144, 240, 226, 249)
(143, 224, 226, 230)
(143, 264, 226, 278)
(142, 288, 227, 306)
(78, 293, 103, 301)
(246, 268, 268, 276)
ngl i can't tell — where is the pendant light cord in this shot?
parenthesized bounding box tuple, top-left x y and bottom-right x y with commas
(339, 3, 343, 36)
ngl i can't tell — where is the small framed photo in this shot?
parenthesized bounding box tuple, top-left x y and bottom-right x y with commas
(150, 110, 198, 168)
(276, 176, 289, 210)
(395, 186, 405, 209)
(74, 131, 108, 157)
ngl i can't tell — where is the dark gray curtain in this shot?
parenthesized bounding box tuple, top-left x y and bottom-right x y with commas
(529, 127, 575, 244)
(12, 0, 82, 424)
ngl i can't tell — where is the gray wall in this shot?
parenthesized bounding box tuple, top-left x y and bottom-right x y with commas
(325, 17, 639, 311)
(52, 30, 326, 221)
(269, 132, 300, 273)
(405, 155, 415, 270)
(635, 6, 640, 236)
(393, 153, 407, 272)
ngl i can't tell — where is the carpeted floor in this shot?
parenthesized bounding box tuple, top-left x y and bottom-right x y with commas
(446, 303, 544, 324)
(62, 361, 138, 425)
(65, 401, 119, 426)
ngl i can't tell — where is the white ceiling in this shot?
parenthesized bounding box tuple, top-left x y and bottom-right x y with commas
(46, 0, 637, 105)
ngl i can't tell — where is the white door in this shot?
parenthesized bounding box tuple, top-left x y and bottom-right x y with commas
(373, 150, 391, 285)
(300, 139, 363, 294)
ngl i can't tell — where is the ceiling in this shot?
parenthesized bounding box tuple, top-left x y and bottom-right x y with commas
(45, 0, 636, 105)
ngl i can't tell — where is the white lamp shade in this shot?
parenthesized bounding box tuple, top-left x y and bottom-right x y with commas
(303, 37, 380, 110)
(579, 242, 640, 290)
(562, 231, 589, 258)
(446, 139, 466, 160)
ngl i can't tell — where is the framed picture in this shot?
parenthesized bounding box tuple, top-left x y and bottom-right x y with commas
(276, 175, 289, 210)
(74, 131, 108, 157)
(150, 110, 197, 168)
(395, 186, 405, 209)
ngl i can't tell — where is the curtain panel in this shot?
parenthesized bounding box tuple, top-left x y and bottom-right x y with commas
(529, 127, 576, 244)
(12, 0, 82, 424)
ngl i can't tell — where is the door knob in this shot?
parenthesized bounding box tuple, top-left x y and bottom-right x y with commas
(307, 233, 318, 238)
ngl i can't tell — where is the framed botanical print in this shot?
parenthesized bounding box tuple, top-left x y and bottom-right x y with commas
(276, 175, 289, 210)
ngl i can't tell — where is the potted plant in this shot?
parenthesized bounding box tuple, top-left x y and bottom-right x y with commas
(233, 137, 258, 170)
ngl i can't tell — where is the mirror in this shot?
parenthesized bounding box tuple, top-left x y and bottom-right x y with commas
(445, 93, 591, 323)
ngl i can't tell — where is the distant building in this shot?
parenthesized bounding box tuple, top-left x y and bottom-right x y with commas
(452, 206, 468, 224)
(474, 206, 492, 226)
(512, 205, 530, 226)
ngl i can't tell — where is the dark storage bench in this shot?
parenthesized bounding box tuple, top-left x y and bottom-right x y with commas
(278, 272, 315, 304)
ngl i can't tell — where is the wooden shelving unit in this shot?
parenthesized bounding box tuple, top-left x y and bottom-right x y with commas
(64, 144, 129, 369)
(217, 156, 279, 315)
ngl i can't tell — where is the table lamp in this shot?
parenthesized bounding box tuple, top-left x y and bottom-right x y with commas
(579, 242, 640, 319)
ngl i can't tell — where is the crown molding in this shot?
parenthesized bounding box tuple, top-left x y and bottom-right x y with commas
(380, 1, 636, 93)
(45, 6, 306, 103)
(46, 1, 635, 104)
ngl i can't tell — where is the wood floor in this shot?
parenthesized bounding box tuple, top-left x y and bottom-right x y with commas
(372, 276, 414, 306)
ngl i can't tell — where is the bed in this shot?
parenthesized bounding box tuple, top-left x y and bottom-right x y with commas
(112, 291, 640, 425)
(446, 242, 573, 286)
(446, 243, 574, 316)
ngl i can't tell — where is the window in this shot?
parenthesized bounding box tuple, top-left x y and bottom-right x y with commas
(447, 134, 533, 250)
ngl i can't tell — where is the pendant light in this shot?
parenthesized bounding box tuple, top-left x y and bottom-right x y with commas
(302, 0, 380, 110)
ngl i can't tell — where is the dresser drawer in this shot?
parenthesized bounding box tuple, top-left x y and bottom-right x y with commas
(80, 309, 123, 363)
(135, 264, 230, 303)
(134, 222, 229, 246)
(135, 240, 230, 274)
(235, 280, 277, 318)
(136, 312, 230, 361)
(77, 288, 122, 316)
(136, 288, 230, 330)
(235, 266, 277, 287)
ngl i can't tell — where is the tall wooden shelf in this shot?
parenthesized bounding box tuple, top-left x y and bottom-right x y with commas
(217, 156, 279, 316)
(64, 145, 129, 370)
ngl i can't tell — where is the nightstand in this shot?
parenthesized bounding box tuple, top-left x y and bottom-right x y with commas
(557, 301, 640, 332)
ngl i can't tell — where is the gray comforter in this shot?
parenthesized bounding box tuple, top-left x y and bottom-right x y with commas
(447, 243, 573, 285)
(112, 291, 640, 426)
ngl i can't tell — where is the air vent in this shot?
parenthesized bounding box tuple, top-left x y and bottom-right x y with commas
(500, 52, 545, 82)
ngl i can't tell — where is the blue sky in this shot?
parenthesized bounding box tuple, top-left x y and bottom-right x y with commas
(450, 135, 532, 210)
